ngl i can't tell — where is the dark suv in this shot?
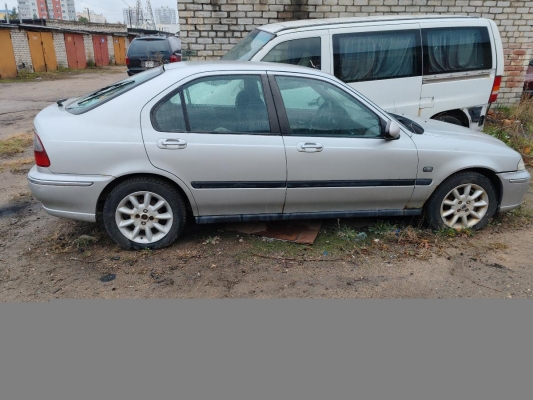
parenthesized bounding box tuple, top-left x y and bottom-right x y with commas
(126, 35, 182, 76)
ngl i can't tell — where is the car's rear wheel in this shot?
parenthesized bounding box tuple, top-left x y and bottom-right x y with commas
(103, 178, 186, 250)
(424, 172, 497, 230)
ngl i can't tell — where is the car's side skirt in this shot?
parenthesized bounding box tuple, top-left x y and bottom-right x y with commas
(191, 180, 432, 189)
(195, 209, 422, 224)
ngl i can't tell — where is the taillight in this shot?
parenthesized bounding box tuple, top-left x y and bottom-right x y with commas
(170, 54, 181, 63)
(489, 75, 502, 103)
(126, 56, 130, 66)
(34, 134, 51, 167)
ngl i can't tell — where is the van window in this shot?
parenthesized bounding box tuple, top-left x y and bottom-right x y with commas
(333, 30, 421, 83)
(262, 37, 321, 69)
(422, 27, 492, 74)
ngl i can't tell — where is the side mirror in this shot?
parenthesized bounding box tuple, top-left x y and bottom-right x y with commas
(383, 120, 400, 140)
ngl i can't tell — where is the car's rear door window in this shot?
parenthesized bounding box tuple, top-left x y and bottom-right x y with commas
(152, 75, 271, 134)
(152, 92, 186, 132)
(262, 37, 321, 70)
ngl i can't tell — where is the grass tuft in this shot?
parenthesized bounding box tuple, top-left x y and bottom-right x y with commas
(0, 133, 33, 157)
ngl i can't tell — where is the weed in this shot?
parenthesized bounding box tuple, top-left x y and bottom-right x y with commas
(335, 222, 357, 241)
(368, 220, 397, 236)
(0, 133, 33, 157)
(486, 242, 509, 251)
(434, 227, 475, 238)
(203, 236, 221, 245)
(0, 156, 34, 172)
(73, 235, 97, 248)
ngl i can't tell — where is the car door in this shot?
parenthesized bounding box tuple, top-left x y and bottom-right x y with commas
(269, 72, 420, 215)
(328, 23, 422, 116)
(140, 72, 287, 217)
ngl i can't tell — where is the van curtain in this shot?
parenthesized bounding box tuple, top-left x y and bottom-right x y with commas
(425, 28, 484, 74)
(337, 32, 415, 82)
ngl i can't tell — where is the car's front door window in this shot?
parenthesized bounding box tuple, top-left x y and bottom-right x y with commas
(275, 76, 382, 138)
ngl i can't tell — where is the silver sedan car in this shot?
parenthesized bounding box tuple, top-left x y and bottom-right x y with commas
(28, 62, 530, 249)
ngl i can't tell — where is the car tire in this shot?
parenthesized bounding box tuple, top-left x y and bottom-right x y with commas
(435, 114, 464, 127)
(424, 172, 497, 231)
(103, 178, 186, 250)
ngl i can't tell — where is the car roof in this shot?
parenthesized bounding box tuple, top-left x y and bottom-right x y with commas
(164, 61, 332, 78)
(258, 15, 479, 34)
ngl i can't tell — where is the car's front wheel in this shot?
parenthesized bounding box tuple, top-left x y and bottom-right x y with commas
(424, 172, 498, 230)
(103, 178, 186, 250)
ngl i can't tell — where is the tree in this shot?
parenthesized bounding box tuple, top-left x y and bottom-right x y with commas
(10, 7, 19, 20)
(78, 16, 89, 23)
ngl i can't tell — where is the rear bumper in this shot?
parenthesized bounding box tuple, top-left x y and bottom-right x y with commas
(27, 166, 114, 222)
(497, 170, 531, 212)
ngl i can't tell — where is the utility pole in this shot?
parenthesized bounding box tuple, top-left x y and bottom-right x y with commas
(5, 3, 9, 23)
(85, 7, 91, 22)
(44, 0, 51, 19)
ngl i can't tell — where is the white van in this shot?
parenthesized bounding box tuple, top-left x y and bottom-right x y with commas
(222, 16, 504, 131)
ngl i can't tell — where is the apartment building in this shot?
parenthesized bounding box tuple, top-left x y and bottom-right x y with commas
(17, 0, 76, 21)
(154, 6, 176, 25)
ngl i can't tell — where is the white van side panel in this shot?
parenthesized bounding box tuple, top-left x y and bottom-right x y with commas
(489, 19, 504, 76)
(418, 19, 497, 128)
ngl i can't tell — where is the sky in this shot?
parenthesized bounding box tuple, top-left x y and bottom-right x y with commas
(3, 0, 179, 24)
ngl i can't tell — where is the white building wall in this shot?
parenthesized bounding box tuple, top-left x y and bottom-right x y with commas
(10, 29, 33, 71)
(52, 31, 68, 68)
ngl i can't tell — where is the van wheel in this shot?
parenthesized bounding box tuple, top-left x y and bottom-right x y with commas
(424, 172, 497, 231)
(435, 114, 464, 127)
(103, 178, 186, 250)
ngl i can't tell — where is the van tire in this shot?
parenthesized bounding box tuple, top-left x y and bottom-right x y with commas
(435, 114, 464, 127)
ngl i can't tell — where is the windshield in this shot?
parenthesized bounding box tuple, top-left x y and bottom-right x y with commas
(221, 29, 274, 60)
(66, 67, 163, 114)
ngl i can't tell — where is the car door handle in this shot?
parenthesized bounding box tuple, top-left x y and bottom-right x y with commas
(157, 139, 187, 149)
(297, 142, 323, 153)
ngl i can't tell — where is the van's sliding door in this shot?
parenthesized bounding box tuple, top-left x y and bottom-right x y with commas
(329, 23, 422, 117)
(419, 20, 496, 121)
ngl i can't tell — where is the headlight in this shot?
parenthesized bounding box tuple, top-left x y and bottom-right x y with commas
(517, 158, 526, 171)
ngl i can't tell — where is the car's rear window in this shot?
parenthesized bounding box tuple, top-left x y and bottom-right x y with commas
(66, 67, 163, 115)
(128, 39, 171, 57)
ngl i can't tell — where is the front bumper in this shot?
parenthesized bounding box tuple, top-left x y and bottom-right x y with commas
(27, 166, 115, 222)
(497, 169, 531, 212)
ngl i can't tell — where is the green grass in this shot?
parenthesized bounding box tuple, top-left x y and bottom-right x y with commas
(0, 133, 33, 157)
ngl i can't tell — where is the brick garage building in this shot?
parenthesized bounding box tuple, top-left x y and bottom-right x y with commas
(178, 0, 533, 104)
